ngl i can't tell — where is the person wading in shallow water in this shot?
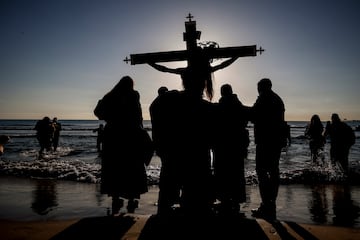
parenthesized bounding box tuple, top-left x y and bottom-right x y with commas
(250, 78, 287, 221)
(93, 123, 105, 154)
(52, 117, 62, 152)
(323, 113, 355, 174)
(305, 114, 325, 163)
(0, 135, 10, 156)
(34, 116, 55, 158)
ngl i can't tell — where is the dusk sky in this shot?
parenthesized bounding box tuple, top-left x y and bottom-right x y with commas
(1, 0, 359, 121)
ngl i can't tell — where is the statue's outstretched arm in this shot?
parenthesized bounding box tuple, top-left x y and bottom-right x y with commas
(211, 57, 239, 72)
(148, 62, 184, 75)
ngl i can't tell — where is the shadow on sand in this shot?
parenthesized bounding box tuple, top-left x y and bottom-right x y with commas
(50, 214, 321, 240)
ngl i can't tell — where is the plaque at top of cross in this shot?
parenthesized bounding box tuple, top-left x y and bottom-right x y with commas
(124, 13, 264, 68)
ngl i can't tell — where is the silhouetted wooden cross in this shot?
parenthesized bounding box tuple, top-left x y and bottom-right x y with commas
(124, 14, 264, 67)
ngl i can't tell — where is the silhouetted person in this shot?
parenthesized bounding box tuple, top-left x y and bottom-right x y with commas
(305, 114, 325, 163)
(0, 135, 10, 156)
(250, 78, 286, 221)
(150, 65, 216, 215)
(94, 76, 154, 215)
(323, 113, 355, 173)
(52, 117, 62, 151)
(150, 86, 185, 215)
(93, 123, 104, 153)
(178, 68, 216, 215)
(213, 83, 250, 215)
(285, 121, 291, 147)
(34, 116, 55, 158)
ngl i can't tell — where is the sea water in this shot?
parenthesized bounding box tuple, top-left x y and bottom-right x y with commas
(1, 119, 360, 226)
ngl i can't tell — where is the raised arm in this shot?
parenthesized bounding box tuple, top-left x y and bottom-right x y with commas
(147, 62, 184, 75)
(211, 57, 239, 72)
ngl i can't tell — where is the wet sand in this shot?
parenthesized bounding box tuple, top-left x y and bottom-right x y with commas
(1, 176, 360, 239)
(1, 176, 360, 226)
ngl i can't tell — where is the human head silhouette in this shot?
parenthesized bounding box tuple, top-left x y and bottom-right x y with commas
(220, 84, 233, 97)
(157, 86, 168, 96)
(257, 78, 272, 94)
(331, 113, 341, 123)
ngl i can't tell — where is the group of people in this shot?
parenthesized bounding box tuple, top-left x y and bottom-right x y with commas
(34, 117, 62, 157)
(94, 50, 355, 221)
(94, 64, 288, 221)
(305, 113, 356, 172)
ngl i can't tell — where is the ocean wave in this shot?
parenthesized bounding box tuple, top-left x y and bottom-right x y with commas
(1, 158, 359, 186)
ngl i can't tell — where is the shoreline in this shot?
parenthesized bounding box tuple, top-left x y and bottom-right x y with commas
(1, 175, 360, 228)
(1, 174, 360, 239)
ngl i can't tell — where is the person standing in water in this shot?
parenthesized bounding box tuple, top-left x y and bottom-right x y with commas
(305, 114, 325, 163)
(323, 113, 355, 173)
(34, 116, 55, 158)
(52, 117, 62, 152)
(93, 123, 105, 153)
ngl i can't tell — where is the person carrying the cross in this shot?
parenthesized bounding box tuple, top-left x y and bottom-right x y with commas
(149, 52, 238, 215)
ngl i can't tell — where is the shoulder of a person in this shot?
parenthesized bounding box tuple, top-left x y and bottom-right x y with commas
(133, 90, 140, 97)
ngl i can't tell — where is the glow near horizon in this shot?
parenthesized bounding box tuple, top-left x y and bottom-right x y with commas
(0, 0, 359, 122)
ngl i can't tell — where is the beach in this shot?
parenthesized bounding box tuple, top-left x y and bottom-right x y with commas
(1, 120, 360, 239)
(3, 216, 360, 240)
(1, 206, 360, 240)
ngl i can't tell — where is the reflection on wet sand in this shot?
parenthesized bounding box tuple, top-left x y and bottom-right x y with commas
(1, 176, 360, 228)
(31, 179, 58, 215)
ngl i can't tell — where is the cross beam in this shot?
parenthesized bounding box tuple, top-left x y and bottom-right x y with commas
(125, 14, 263, 66)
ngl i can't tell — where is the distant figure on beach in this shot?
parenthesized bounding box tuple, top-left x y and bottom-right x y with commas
(285, 121, 291, 147)
(34, 116, 55, 158)
(94, 76, 154, 215)
(93, 123, 104, 153)
(250, 78, 286, 221)
(323, 113, 355, 173)
(305, 114, 325, 163)
(0, 135, 10, 156)
(52, 117, 62, 151)
(150, 66, 215, 215)
(213, 83, 250, 215)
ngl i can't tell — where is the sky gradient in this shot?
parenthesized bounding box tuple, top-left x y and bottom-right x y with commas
(1, 0, 359, 121)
